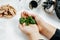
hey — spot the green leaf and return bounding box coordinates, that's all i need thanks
[19,17,26,24]
[19,16,36,25]
[30,19,36,24]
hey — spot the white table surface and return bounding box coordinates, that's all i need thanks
[0,0,60,40]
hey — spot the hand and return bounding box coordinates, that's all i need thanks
[19,11,56,39]
[19,24,39,35]
[19,11,43,40]
[19,11,40,35]
[19,24,43,40]
[20,11,45,32]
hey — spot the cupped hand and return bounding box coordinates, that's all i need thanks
[19,11,57,40]
[20,11,45,32]
[19,11,40,35]
[19,24,39,35]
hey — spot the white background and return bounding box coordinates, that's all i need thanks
[0,0,60,40]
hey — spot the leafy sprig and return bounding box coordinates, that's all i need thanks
[19,16,36,25]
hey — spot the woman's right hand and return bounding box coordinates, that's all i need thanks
[21,11,45,32]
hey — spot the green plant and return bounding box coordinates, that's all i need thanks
[19,16,36,25]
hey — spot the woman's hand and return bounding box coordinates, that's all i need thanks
[19,11,40,35]
[19,11,43,40]
[19,11,56,40]
[19,24,39,35]
[20,11,45,32]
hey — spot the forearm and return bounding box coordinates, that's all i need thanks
[29,32,43,40]
[40,22,57,39]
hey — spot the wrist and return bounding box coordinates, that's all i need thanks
[29,32,43,40]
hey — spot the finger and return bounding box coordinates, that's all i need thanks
[19,24,23,31]
[21,11,29,18]
[21,11,37,18]
[22,11,31,16]
[21,11,27,18]
[22,23,26,26]
[25,11,36,18]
